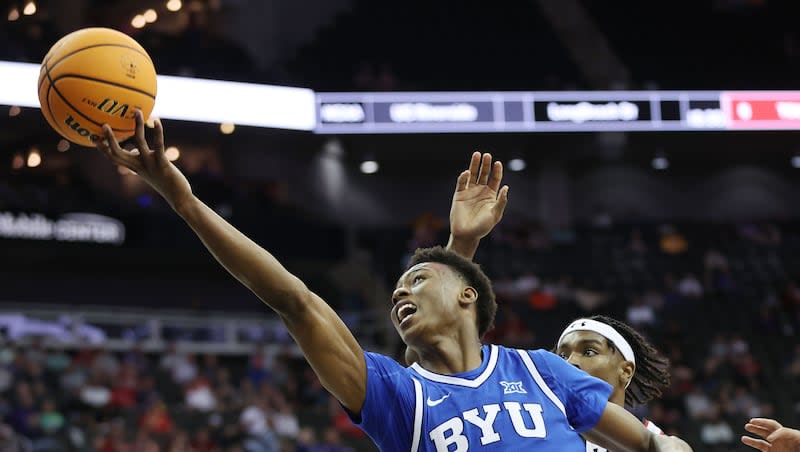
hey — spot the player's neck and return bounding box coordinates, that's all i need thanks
[414,338,483,375]
[609,388,626,407]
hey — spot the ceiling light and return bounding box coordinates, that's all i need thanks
[360,160,379,174]
[143,9,158,23]
[166,0,182,12]
[27,148,41,167]
[131,15,146,28]
[165,146,180,161]
[651,156,669,170]
[22,2,35,15]
[508,158,526,172]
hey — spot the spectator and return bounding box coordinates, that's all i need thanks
[190,427,219,452]
[677,273,704,299]
[167,429,192,452]
[295,427,318,452]
[186,375,217,413]
[686,385,713,419]
[139,400,174,436]
[628,227,648,254]
[79,374,111,409]
[110,362,139,410]
[159,342,182,371]
[328,396,365,441]
[36,399,64,436]
[271,394,299,440]
[626,296,656,328]
[239,397,279,452]
[316,427,354,452]
[0,423,32,452]
[659,224,688,255]
[6,382,38,437]
[699,404,736,449]
[786,344,800,378]
[171,353,198,385]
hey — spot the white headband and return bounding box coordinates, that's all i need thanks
[558,318,636,370]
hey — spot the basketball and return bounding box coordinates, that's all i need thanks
[37,27,157,147]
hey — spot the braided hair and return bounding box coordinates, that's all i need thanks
[590,315,671,407]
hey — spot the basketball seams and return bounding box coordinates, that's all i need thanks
[42,85,61,134]
[52,74,156,100]
[43,73,73,140]
[46,80,134,147]
[38,29,153,146]
[43,51,137,137]
[45,43,154,75]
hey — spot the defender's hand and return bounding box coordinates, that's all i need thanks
[743,418,800,452]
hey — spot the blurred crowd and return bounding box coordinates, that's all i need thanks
[2,217,799,451]
[0,340,371,452]
[393,214,800,452]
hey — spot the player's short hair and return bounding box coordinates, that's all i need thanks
[407,246,497,339]
[590,315,671,407]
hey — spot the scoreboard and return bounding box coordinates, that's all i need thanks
[3,61,799,134]
[315,90,800,134]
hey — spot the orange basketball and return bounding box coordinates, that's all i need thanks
[38,27,157,147]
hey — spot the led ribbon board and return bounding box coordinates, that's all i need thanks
[0,61,317,131]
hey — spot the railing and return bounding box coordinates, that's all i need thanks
[0,301,389,355]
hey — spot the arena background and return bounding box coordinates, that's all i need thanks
[1,0,800,451]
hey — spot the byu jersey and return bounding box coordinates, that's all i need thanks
[585,419,664,452]
[352,344,612,451]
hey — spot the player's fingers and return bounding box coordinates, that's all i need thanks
[488,161,503,192]
[477,153,492,185]
[750,419,782,433]
[101,125,135,162]
[745,423,772,438]
[96,139,115,161]
[492,185,509,219]
[468,151,481,183]
[133,109,150,153]
[455,170,470,192]
[741,435,771,451]
[766,429,790,444]
[98,137,137,172]
[152,118,165,153]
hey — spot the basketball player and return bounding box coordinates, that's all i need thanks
[434,151,681,450]
[742,418,800,452]
[556,316,671,451]
[96,112,691,451]
[406,315,672,451]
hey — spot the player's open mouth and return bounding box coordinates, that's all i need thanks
[397,303,418,327]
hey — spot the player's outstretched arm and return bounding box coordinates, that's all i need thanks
[584,403,693,452]
[445,151,509,259]
[97,111,366,413]
[742,417,800,452]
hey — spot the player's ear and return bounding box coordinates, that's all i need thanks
[459,286,478,307]
[618,360,635,388]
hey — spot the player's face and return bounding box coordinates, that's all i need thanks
[391,262,468,346]
[556,331,623,390]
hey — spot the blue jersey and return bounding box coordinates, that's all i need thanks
[352,344,612,451]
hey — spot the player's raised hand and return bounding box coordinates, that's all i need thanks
[97,110,193,211]
[742,418,800,452]
[450,151,509,243]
